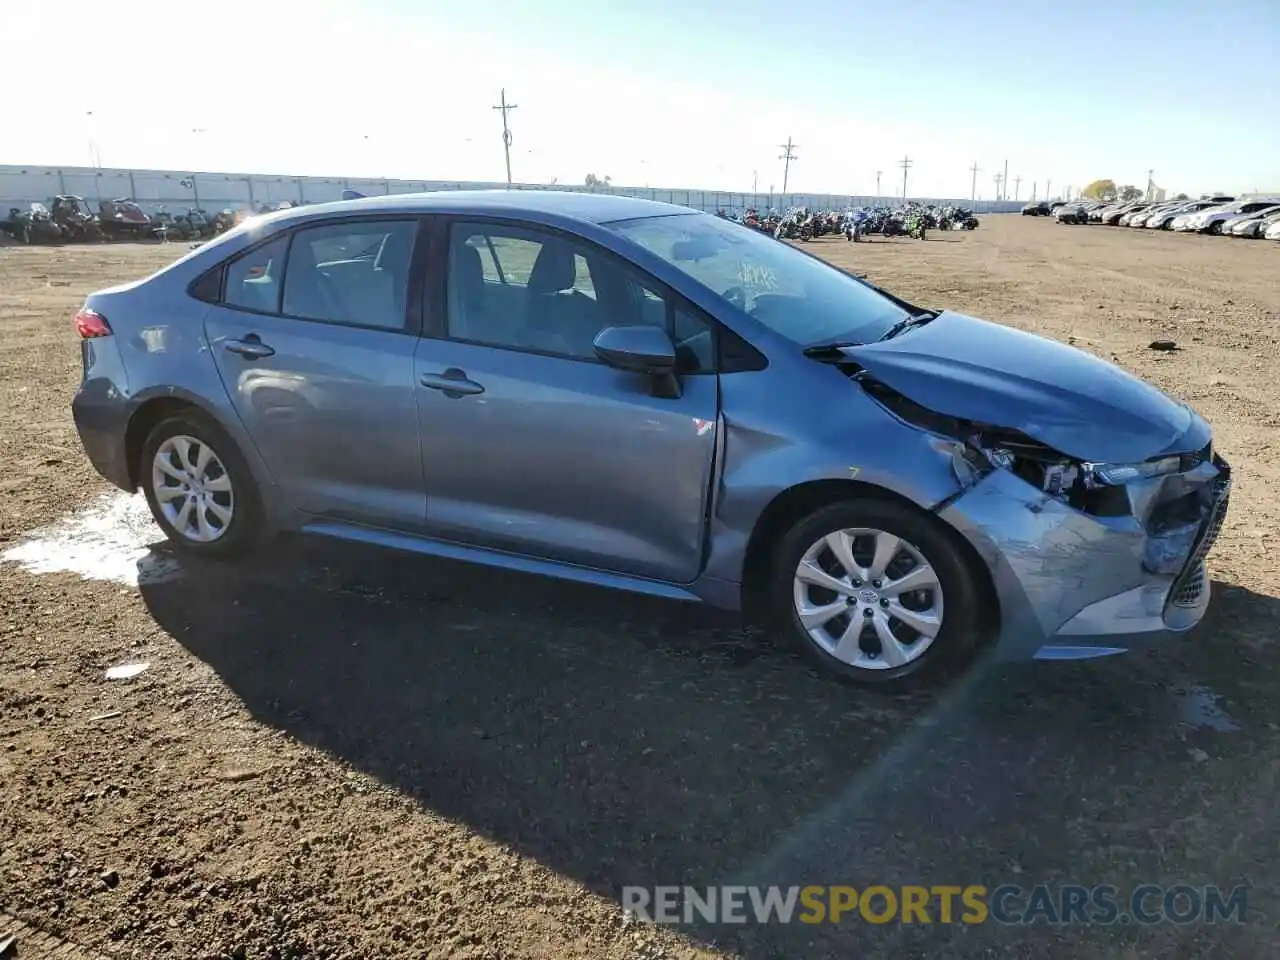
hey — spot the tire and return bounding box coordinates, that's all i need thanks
[767,498,986,687]
[140,411,263,558]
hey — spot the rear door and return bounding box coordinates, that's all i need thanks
[203,216,430,530]
[413,219,720,583]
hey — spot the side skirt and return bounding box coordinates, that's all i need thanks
[299,519,706,604]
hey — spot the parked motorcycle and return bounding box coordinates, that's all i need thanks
[3,203,65,244]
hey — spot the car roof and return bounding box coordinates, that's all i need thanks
[259,190,698,227]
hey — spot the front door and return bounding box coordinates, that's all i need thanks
[415,221,719,583]
[204,217,428,530]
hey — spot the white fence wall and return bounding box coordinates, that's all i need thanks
[0,164,1026,217]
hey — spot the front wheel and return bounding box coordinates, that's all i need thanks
[140,411,263,558]
[768,499,987,686]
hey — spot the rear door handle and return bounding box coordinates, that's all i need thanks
[420,368,485,397]
[224,336,275,360]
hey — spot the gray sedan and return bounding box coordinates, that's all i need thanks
[71,191,1230,685]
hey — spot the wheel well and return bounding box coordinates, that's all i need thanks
[739,479,1001,637]
[124,397,198,488]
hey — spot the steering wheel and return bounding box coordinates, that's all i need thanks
[722,285,749,311]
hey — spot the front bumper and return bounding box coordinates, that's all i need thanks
[939,449,1231,660]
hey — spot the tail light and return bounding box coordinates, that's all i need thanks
[75,308,112,339]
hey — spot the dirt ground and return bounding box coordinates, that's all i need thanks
[1,218,1279,959]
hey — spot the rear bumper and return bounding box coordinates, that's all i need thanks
[939,451,1230,661]
[72,379,135,491]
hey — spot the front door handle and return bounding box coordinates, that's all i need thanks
[420,368,485,397]
[224,336,275,360]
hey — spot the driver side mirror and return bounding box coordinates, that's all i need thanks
[593,325,681,398]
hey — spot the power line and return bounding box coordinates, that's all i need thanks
[969,162,980,202]
[778,137,798,194]
[492,88,519,187]
[899,155,913,199]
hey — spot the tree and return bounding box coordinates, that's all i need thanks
[1173,193,1189,201]
[583,173,612,189]
[1118,184,1143,202]
[1081,179,1117,201]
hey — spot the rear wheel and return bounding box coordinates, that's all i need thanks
[768,499,987,686]
[140,412,263,558]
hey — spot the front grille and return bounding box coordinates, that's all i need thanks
[1168,473,1231,609]
[1171,563,1207,607]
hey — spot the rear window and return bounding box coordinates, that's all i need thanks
[280,220,417,330]
[224,235,289,313]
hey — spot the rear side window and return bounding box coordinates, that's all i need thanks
[224,235,289,313]
[282,220,418,330]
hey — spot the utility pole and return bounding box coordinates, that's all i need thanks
[875,170,882,197]
[1032,181,1037,201]
[993,172,1003,201]
[85,111,101,169]
[969,162,980,202]
[1002,158,1008,201]
[1013,175,1022,201]
[492,88,519,187]
[752,169,758,194]
[899,155,913,199]
[1046,178,1052,200]
[778,137,798,195]
[1146,168,1154,201]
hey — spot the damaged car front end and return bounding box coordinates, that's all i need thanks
[834,311,1231,661]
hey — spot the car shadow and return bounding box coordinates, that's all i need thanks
[139,537,1280,957]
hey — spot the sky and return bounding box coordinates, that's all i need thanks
[2,0,1276,199]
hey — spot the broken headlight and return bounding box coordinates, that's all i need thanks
[1082,456,1181,487]
[968,437,1187,517]
[978,441,1080,495]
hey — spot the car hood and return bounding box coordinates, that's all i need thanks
[841,311,1198,462]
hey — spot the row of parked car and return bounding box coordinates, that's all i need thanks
[1046,196,1280,239]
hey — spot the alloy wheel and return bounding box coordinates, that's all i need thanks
[792,527,944,670]
[151,434,235,543]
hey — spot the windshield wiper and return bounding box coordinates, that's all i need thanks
[877,309,939,342]
[802,339,867,358]
[802,309,941,358]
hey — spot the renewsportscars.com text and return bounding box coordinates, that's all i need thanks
[622,884,1248,926]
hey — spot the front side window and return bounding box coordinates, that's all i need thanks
[281,219,418,330]
[446,222,713,369]
[223,234,289,313]
[610,213,912,348]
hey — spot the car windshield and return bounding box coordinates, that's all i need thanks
[609,212,908,347]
